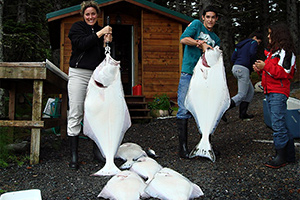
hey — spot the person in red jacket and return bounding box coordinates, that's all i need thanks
[253,23,296,169]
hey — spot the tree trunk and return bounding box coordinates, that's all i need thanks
[260,0,269,48]
[17,0,26,24]
[287,0,299,54]
[0,0,3,61]
[199,0,212,16]
[217,1,234,73]
[0,0,5,118]
[175,0,180,12]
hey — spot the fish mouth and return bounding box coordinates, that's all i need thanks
[94,80,107,88]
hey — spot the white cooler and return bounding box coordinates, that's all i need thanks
[0,189,42,200]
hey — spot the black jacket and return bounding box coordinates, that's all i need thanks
[68,20,105,70]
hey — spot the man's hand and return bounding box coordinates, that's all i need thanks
[200,43,213,52]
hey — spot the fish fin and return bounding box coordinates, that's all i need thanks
[189,138,216,162]
[97,187,110,198]
[190,183,204,198]
[120,160,135,169]
[91,163,121,176]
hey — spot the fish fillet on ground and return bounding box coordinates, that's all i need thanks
[84,53,131,176]
[185,46,230,162]
[145,167,204,200]
[98,170,150,200]
[116,142,148,169]
[130,156,163,183]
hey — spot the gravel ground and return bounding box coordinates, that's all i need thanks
[0,90,299,200]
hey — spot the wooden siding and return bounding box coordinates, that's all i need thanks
[57,6,184,101]
[59,11,141,86]
[142,10,182,100]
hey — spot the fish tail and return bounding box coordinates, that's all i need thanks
[91,162,121,176]
[189,136,216,162]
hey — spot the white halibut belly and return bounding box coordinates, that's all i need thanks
[185,47,230,161]
[83,53,131,176]
[84,80,127,158]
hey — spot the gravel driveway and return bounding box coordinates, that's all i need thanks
[0,91,299,200]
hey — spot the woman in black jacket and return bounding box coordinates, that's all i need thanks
[67,0,112,170]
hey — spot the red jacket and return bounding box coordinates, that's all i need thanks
[259,49,296,97]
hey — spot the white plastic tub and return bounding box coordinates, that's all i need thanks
[0,189,42,200]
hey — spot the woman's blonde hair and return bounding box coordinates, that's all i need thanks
[80,1,100,16]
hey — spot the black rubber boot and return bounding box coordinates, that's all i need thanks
[69,136,79,170]
[221,99,236,122]
[177,118,189,159]
[239,101,254,120]
[265,148,287,169]
[286,139,296,163]
[93,141,105,162]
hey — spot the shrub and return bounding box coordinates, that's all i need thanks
[148,94,171,110]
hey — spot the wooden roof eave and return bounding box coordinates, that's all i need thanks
[48,10,80,22]
[124,0,192,24]
[47,0,193,24]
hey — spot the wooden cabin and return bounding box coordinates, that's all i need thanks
[46,0,193,101]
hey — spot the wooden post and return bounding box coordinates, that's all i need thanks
[7,82,16,143]
[30,80,43,165]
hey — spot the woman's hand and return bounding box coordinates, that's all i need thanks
[253,60,265,72]
[104,33,112,43]
[96,25,112,38]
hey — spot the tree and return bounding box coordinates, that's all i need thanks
[0,0,3,61]
[216,0,235,72]
[17,0,26,23]
[0,0,5,119]
[287,0,299,54]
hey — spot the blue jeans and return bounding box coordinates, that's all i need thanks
[266,93,290,149]
[177,73,192,119]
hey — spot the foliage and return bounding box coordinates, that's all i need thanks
[1,0,82,62]
[0,127,30,168]
[148,94,171,110]
[3,20,51,62]
[1,0,298,63]
[0,127,11,168]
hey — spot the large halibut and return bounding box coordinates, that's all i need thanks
[185,46,230,162]
[84,53,131,176]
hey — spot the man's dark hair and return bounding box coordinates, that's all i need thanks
[249,31,263,40]
[202,5,219,17]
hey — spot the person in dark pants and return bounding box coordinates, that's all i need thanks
[176,6,220,158]
[67,1,112,170]
[253,23,296,169]
[223,31,262,121]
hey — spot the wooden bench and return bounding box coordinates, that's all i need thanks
[0,60,68,164]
